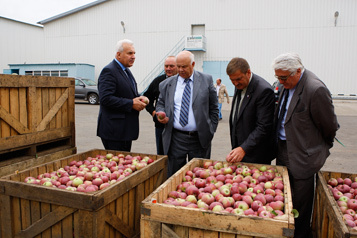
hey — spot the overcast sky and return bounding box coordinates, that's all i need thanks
[0,0,95,25]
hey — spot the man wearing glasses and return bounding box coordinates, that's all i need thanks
[272,52,339,238]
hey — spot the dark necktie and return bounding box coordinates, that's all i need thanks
[179,78,191,127]
[233,89,242,123]
[125,68,136,92]
[276,89,290,140]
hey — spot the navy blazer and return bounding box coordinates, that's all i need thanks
[97,60,140,141]
[229,73,275,164]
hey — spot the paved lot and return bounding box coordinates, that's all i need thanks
[75,99,357,174]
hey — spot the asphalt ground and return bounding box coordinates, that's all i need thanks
[75,99,357,174]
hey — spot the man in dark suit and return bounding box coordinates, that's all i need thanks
[156,50,219,177]
[272,52,339,238]
[97,39,147,152]
[226,57,275,164]
[143,56,177,155]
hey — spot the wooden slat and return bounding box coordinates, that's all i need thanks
[0,75,73,88]
[0,127,72,151]
[49,88,56,129]
[14,206,77,238]
[104,207,135,237]
[0,87,11,138]
[36,88,69,132]
[0,106,31,134]
[0,193,14,238]
[9,88,19,136]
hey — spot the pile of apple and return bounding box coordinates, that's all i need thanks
[23,153,154,193]
[163,161,287,219]
[327,177,357,229]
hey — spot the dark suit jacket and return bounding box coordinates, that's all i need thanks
[97,60,140,141]
[143,74,167,128]
[156,71,219,155]
[229,73,275,164]
[274,69,339,179]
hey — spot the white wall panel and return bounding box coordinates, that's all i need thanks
[0,18,44,72]
[1,0,356,94]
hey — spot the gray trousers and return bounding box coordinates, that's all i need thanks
[167,129,211,177]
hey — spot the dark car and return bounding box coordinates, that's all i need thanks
[272,80,282,105]
[75,78,99,104]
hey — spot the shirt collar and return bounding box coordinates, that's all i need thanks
[114,58,126,71]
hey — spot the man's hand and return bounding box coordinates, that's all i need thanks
[226,147,246,163]
[133,97,147,111]
[156,111,169,124]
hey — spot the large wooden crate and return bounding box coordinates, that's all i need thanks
[0,74,76,169]
[312,171,357,238]
[141,158,295,238]
[0,149,168,238]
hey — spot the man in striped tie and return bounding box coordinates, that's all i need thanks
[156,51,219,177]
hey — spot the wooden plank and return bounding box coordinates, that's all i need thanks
[104,207,135,237]
[27,87,36,132]
[9,87,19,136]
[0,75,73,88]
[0,194,14,238]
[14,206,77,238]
[36,88,69,132]
[140,219,161,238]
[41,87,49,130]
[0,127,72,151]
[19,87,28,130]
[61,87,68,127]
[0,179,100,211]
[0,106,31,134]
[55,88,62,129]
[162,224,180,238]
[49,88,56,129]
[0,87,11,138]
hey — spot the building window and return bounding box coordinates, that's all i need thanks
[42,71,50,76]
[60,71,68,77]
[21,70,68,77]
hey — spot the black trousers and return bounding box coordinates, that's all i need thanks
[101,138,132,152]
[277,140,314,238]
[167,129,211,177]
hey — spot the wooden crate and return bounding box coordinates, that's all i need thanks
[0,149,168,238]
[312,171,357,238]
[0,74,76,163]
[141,158,295,238]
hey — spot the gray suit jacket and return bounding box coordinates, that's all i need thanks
[275,69,339,179]
[156,71,219,155]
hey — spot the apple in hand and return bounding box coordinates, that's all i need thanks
[156,111,167,120]
[139,96,149,104]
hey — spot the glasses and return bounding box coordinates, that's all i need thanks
[274,71,294,81]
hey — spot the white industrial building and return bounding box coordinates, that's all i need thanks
[1,0,356,96]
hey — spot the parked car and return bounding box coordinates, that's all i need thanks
[272,80,282,105]
[75,77,99,104]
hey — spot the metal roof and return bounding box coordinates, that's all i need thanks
[0,16,43,27]
[37,0,109,25]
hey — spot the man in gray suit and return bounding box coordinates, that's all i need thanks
[156,51,219,177]
[273,53,339,238]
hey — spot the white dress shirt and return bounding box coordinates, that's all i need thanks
[173,74,197,131]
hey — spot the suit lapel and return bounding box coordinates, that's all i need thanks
[192,71,201,104]
[237,76,256,119]
[167,75,178,118]
[285,72,306,123]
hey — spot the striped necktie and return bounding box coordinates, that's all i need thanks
[179,78,191,127]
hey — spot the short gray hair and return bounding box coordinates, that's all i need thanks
[115,39,134,54]
[272,53,304,72]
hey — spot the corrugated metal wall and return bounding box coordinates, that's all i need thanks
[1,0,356,95]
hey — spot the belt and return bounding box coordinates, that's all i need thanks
[173,128,198,136]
